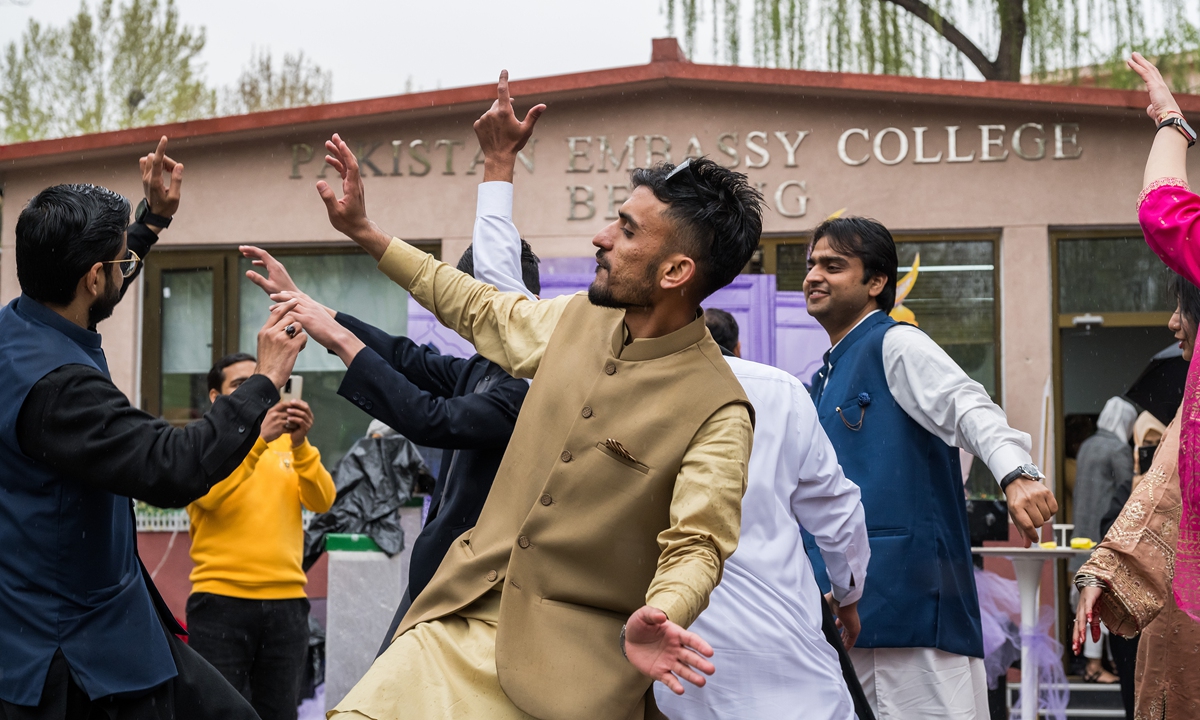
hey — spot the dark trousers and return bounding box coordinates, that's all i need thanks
[0,634,257,720]
[818,593,875,720]
[1110,633,1139,720]
[185,593,309,720]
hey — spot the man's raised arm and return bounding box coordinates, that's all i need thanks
[310,72,560,379]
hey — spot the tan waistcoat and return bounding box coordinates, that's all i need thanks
[397,295,752,720]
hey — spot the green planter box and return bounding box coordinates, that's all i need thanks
[324,533,382,552]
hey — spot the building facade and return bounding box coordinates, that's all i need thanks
[2,37,1192,531]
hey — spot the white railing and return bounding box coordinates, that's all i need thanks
[136,508,316,532]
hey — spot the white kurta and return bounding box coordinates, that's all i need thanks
[469,183,872,719]
[654,357,870,720]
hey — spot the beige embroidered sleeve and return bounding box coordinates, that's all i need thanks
[1076,419,1183,637]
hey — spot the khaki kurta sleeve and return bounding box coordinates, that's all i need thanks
[1076,419,1183,637]
[646,402,753,627]
[377,238,573,379]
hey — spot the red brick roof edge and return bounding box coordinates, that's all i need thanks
[0,42,1180,164]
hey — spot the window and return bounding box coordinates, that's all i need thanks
[237,253,410,462]
[1058,236,1174,315]
[771,236,1000,397]
[143,244,438,467]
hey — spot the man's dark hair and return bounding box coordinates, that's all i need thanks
[456,239,542,295]
[809,216,899,312]
[208,352,257,394]
[16,184,131,305]
[704,308,739,354]
[1172,271,1200,331]
[630,157,764,299]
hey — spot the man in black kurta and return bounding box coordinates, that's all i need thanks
[0,138,308,719]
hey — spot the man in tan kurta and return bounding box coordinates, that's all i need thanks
[277,74,765,720]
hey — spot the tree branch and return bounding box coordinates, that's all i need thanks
[881,0,998,79]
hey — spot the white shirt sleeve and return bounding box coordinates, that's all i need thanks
[471,181,537,301]
[790,380,870,605]
[882,325,1032,486]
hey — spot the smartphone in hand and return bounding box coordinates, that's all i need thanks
[281,375,304,404]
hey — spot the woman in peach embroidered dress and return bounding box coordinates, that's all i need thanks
[1073,53,1200,720]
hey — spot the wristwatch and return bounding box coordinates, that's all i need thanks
[135,198,173,229]
[1158,116,1197,148]
[1000,463,1045,492]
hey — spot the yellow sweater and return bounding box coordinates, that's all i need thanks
[187,435,336,599]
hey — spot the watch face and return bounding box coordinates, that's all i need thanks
[135,198,148,222]
[1182,118,1197,140]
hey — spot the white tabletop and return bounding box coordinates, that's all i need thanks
[971,546,1092,560]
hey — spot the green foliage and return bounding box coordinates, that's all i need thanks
[1,0,214,142]
[221,47,333,116]
[1,1,336,142]
[664,0,1200,85]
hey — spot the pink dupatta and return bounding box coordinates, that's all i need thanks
[1139,178,1200,623]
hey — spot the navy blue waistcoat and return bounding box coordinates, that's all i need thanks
[0,296,176,706]
[806,311,983,657]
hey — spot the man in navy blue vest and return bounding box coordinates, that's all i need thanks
[804,217,1059,719]
[0,138,308,719]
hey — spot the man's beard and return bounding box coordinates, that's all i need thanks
[587,252,656,310]
[87,271,122,328]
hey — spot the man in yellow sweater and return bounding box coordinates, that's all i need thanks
[186,352,337,720]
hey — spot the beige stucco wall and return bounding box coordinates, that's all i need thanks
[4,82,1198,442]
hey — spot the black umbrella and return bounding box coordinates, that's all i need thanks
[1126,343,1189,425]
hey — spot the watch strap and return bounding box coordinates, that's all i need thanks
[140,210,173,229]
[1158,117,1197,148]
[999,466,1029,492]
[135,198,173,229]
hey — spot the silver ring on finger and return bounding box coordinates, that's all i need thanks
[285,324,296,338]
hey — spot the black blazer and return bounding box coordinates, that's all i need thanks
[335,313,528,598]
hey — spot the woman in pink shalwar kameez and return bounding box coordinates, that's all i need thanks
[1073,52,1200,720]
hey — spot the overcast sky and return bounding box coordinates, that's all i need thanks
[0,0,683,102]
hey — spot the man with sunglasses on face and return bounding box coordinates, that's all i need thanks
[274,72,762,720]
[0,138,308,719]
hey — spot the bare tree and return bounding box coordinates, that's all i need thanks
[667,0,1200,85]
[221,47,332,115]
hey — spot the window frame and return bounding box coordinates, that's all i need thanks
[761,229,1004,404]
[141,241,440,416]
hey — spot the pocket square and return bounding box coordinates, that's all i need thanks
[604,438,639,464]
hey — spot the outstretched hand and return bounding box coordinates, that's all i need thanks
[623,605,715,695]
[241,245,301,295]
[1128,52,1182,123]
[475,69,546,183]
[315,133,392,260]
[139,135,183,223]
[1006,477,1059,548]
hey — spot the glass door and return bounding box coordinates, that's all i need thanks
[1054,234,1176,521]
[141,252,235,424]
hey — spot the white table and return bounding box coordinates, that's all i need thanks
[972,546,1091,720]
